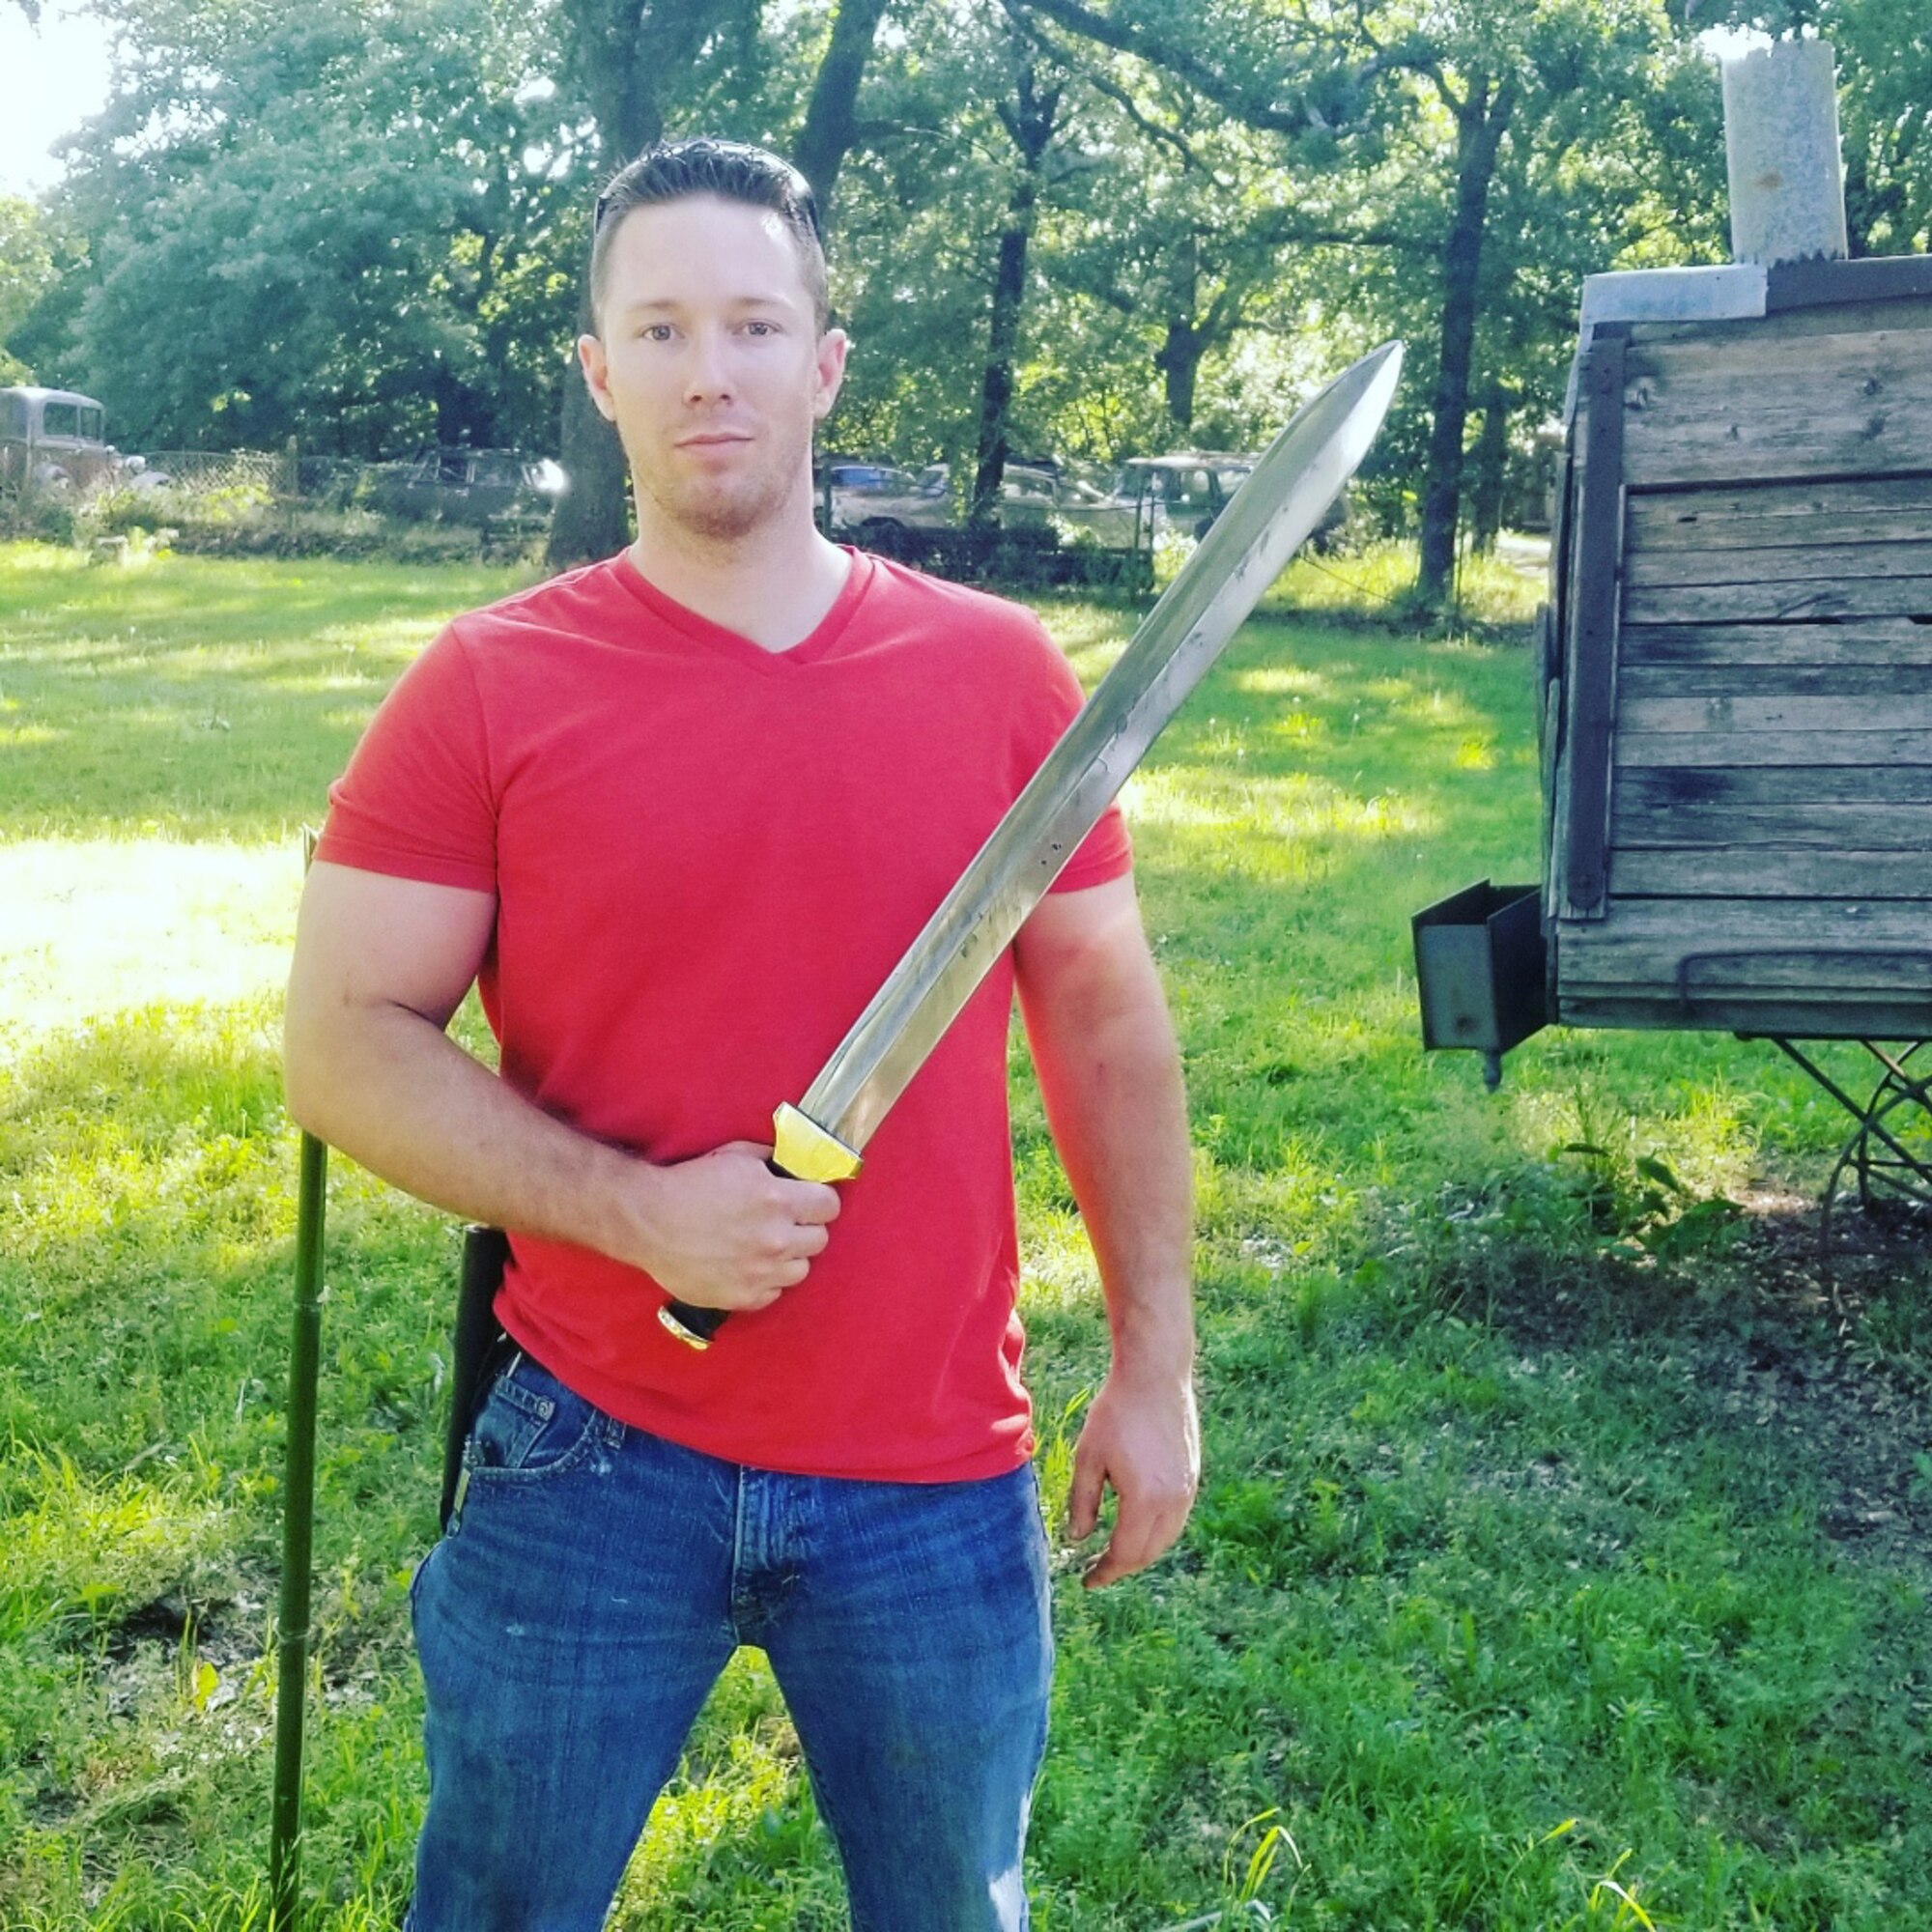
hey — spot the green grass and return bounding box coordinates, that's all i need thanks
[3,541,1929,1928]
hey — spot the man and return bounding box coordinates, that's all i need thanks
[284,137,1197,1931]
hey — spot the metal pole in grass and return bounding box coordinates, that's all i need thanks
[271,833,327,1930]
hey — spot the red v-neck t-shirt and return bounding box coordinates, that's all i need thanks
[318,549,1131,1481]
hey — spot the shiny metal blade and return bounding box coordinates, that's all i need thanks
[797,339,1404,1158]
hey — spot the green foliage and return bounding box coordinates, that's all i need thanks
[44,0,580,455]
[75,486,502,562]
[0,195,61,384]
[6,545,1930,1926]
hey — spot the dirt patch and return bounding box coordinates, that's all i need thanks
[1480,1183,1932,1576]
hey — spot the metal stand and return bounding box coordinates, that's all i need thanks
[1761,1038,1932,1295]
[271,830,326,1931]
[270,1127,327,1930]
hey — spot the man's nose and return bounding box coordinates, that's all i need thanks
[683,329,735,402]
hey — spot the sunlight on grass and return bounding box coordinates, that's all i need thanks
[0,839,299,1053]
[1266,535,1548,630]
[1234,664,1335,699]
[1124,766,1433,858]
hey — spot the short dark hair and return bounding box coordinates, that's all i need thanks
[590,137,828,333]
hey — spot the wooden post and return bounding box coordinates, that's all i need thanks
[1721,38,1848,267]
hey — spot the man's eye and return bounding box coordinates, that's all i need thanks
[640,324,674,342]
[745,320,778,336]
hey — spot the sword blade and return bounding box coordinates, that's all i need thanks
[799,339,1404,1159]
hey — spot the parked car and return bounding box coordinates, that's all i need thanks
[817,460,945,539]
[0,386,122,493]
[836,461,1074,550]
[374,447,566,526]
[1107,453,1257,539]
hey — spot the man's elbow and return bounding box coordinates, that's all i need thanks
[282,977,380,1142]
[281,1000,338,1142]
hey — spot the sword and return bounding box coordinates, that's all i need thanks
[662,338,1404,1349]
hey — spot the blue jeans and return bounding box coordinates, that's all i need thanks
[406,1351,1054,1930]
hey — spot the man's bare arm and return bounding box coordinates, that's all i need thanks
[282,861,838,1312]
[1013,873,1199,1587]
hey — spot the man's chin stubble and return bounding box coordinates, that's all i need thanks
[638,468,803,548]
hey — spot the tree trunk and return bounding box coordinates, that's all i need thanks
[793,0,892,217]
[1154,317,1208,429]
[1465,375,1508,554]
[971,212,1036,528]
[970,46,1060,530]
[1414,77,1514,608]
[546,298,633,569]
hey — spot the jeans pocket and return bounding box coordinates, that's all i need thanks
[468,1355,603,1481]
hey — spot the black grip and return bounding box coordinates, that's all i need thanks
[661,1297,728,1346]
[440,1225,511,1529]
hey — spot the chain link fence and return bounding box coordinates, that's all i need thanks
[131,449,287,497]
[128,449,389,502]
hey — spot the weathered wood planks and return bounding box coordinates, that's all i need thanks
[1614,729,1932,767]
[1618,765,1932,807]
[1625,539,1932,589]
[1609,847,1929,898]
[1556,991,1932,1037]
[1613,798,1932,850]
[1623,574,1932,625]
[1628,474,1932,551]
[1619,692,1932,733]
[1621,327,1932,485]
[1622,665,1932,699]
[1540,277,1932,1037]
[1631,474,1932,524]
[1621,619,1932,667]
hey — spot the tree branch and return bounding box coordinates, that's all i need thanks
[1074,65,1211,176]
[1014,0,1309,134]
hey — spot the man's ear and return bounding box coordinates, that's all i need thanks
[812,327,850,423]
[578,333,618,423]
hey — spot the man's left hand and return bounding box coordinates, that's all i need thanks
[1066,1364,1200,1588]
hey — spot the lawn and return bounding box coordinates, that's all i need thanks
[2,540,1929,1929]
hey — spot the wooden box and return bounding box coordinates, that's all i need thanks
[1543,254,1932,1038]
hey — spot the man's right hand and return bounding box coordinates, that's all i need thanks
[619,1141,841,1313]
[286,864,841,1313]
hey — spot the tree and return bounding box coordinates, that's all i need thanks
[50,0,579,455]
[0,197,61,384]
[970,8,1065,526]
[1016,0,1708,606]
[793,0,895,218]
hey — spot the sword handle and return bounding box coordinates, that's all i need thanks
[655,1104,865,1352]
[659,1298,726,1349]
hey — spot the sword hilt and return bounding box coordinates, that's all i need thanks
[658,1104,864,1350]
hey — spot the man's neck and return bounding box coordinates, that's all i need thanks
[628,507,851,655]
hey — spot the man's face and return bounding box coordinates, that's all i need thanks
[579,194,846,547]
